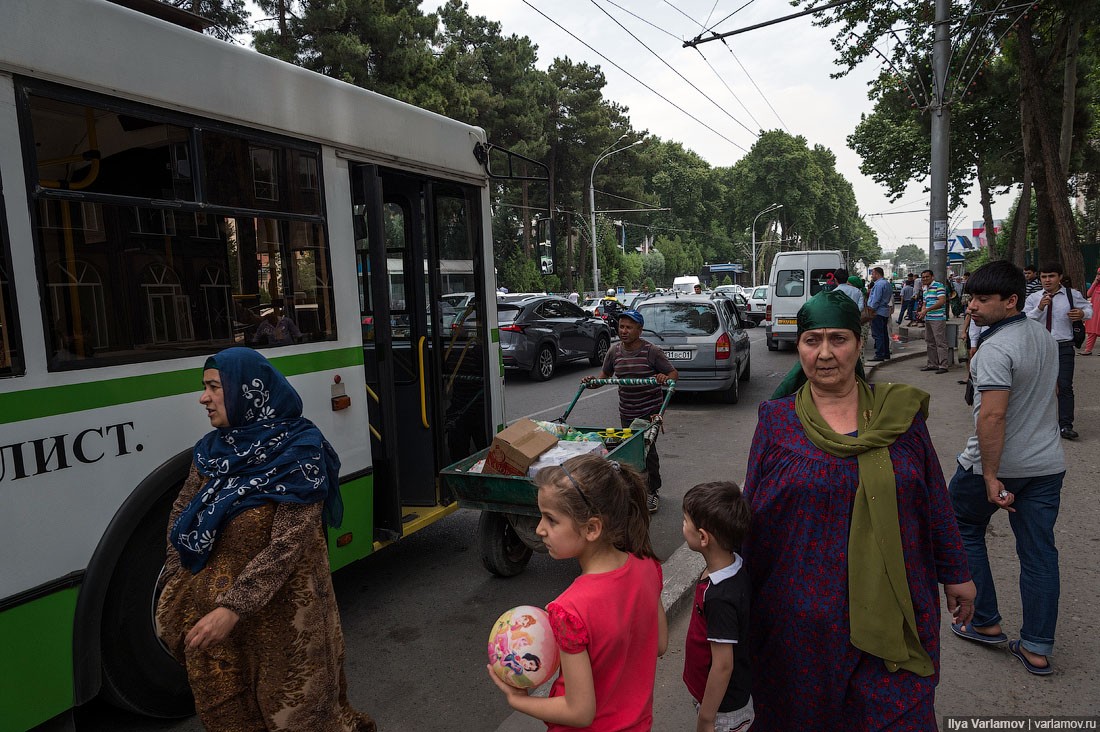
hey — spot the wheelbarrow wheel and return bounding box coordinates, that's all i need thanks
[478,511,533,577]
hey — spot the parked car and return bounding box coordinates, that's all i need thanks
[580,296,601,315]
[498,295,613,381]
[892,280,904,303]
[745,285,769,325]
[713,284,746,297]
[711,290,754,327]
[633,294,751,403]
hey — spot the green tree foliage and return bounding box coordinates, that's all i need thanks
[253,0,446,111]
[727,130,878,277]
[642,250,666,285]
[893,243,927,267]
[159,0,249,40]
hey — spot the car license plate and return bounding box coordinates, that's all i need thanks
[664,349,692,360]
[776,318,797,325]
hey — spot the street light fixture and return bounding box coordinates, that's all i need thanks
[589,136,644,294]
[751,203,782,287]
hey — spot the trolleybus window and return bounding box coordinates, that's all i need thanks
[0,174,21,376]
[22,86,336,369]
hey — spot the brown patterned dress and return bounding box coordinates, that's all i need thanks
[156,466,376,732]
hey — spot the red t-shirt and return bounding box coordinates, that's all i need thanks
[546,554,663,732]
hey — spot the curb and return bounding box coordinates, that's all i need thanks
[660,542,706,618]
[865,348,926,380]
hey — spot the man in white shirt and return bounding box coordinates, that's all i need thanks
[1023,260,1092,440]
[833,268,865,311]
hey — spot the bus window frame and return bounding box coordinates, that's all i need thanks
[15,78,337,370]
[0,166,24,376]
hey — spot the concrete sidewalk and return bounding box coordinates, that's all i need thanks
[497,331,1099,730]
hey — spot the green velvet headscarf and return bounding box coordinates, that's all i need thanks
[848,275,867,295]
[771,289,935,677]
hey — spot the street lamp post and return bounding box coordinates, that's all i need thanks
[589,136,643,294]
[751,203,782,287]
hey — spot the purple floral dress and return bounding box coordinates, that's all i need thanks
[743,396,970,731]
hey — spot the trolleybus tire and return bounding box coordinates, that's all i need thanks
[99,491,194,718]
[477,511,533,577]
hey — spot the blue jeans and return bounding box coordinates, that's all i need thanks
[871,314,890,359]
[948,464,1063,656]
[897,299,917,324]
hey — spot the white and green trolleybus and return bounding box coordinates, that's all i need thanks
[0,1,510,728]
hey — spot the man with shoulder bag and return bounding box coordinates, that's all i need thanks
[1023,261,1091,440]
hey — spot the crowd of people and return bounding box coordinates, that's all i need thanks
[158,258,1077,731]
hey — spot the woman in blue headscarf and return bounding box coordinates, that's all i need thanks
[156,348,375,731]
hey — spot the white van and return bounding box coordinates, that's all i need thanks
[765,250,845,350]
[673,275,701,293]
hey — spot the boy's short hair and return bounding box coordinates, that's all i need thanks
[683,481,751,552]
[963,260,1025,308]
[1039,260,1064,275]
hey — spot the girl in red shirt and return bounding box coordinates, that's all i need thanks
[488,454,668,730]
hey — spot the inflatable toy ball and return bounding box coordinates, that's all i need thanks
[487,605,561,689]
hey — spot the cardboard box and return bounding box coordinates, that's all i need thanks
[483,419,558,476]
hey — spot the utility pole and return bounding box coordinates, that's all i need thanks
[929,0,950,288]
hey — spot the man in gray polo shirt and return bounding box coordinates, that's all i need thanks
[948,260,1064,676]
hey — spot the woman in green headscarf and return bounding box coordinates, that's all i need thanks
[742,290,975,731]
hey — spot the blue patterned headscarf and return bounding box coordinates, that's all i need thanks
[170,347,343,573]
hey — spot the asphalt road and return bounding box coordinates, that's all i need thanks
[71,326,797,732]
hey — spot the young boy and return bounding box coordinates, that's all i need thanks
[682,481,753,732]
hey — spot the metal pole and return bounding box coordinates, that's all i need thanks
[752,203,781,288]
[929,0,950,291]
[589,175,598,294]
[589,137,642,295]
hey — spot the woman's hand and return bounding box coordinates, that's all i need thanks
[185,607,240,650]
[944,581,977,626]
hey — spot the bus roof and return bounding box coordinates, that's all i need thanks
[0,0,488,183]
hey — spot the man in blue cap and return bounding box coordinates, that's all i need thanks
[582,309,678,512]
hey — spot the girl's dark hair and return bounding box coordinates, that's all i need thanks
[521,653,541,670]
[964,260,1025,308]
[535,454,657,560]
[683,481,752,552]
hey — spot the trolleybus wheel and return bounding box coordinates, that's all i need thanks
[99,491,194,718]
[478,511,533,577]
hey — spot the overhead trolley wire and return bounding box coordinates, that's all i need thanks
[665,2,789,133]
[597,0,683,42]
[520,0,752,153]
[589,0,760,138]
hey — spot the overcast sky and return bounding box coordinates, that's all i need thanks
[412,0,1012,254]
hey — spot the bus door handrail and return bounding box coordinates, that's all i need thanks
[417,336,429,428]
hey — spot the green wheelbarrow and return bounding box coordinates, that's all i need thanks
[440,377,675,576]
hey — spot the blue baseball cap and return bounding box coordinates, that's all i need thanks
[619,309,644,326]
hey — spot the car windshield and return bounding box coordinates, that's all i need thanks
[753,287,768,299]
[637,301,720,336]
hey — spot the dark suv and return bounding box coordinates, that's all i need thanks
[498,296,613,380]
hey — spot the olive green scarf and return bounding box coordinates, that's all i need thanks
[794,379,934,677]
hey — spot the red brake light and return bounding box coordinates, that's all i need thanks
[765,304,772,321]
[500,324,525,333]
[715,332,731,360]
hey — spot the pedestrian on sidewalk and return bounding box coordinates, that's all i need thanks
[948,260,1065,676]
[681,481,754,732]
[489,456,667,730]
[833,268,864,312]
[583,309,678,512]
[1023,261,1091,440]
[897,275,916,325]
[866,267,893,363]
[743,290,974,731]
[1083,267,1100,355]
[1024,264,1042,296]
[917,269,950,374]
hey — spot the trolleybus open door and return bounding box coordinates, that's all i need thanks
[351,164,491,544]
